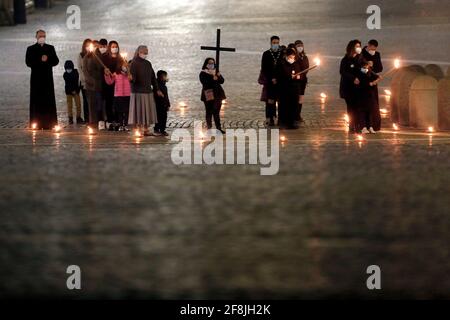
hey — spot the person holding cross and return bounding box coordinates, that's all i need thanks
[199,58,226,134]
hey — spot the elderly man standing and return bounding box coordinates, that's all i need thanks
[25,30,59,129]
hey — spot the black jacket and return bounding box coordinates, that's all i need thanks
[261,49,282,83]
[199,70,226,102]
[362,47,383,73]
[63,60,80,95]
[155,79,170,109]
[130,57,159,94]
[339,55,362,99]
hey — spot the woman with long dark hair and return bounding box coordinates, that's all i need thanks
[199,57,226,134]
[77,38,91,124]
[339,39,363,133]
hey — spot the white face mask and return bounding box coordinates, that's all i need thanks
[111,48,119,54]
[139,53,148,60]
[355,47,362,55]
[287,58,295,64]
[296,46,304,53]
[121,66,128,73]
[368,49,376,56]
[66,69,73,73]
[99,47,107,54]
[207,63,215,70]
[37,37,46,45]
[361,68,369,74]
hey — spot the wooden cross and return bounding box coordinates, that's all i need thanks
[200,29,236,72]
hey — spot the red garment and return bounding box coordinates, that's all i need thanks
[104,73,131,97]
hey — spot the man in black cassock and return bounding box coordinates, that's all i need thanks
[26,30,59,129]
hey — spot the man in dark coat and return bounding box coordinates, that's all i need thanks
[26,30,59,129]
[361,39,383,74]
[260,35,283,126]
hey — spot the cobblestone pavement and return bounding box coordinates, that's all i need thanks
[0,0,450,299]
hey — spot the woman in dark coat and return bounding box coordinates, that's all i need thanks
[294,40,309,122]
[276,48,303,129]
[199,58,226,134]
[355,60,381,133]
[25,30,59,130]
[339,39,363,133]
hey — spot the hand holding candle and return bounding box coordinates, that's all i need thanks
[294,56,321,76]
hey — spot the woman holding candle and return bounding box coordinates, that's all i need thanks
[294,40,309,123]
[77,38,91,124]
[199,57,226,134]
[82,40,104,128]
[276,48,303,129]
[339,39,363,133]
[128,45,162,136]
[356,60,381,134]
[102,40,121,129]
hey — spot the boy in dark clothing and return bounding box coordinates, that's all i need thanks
[356,60,381,133]
[154,70,170,136]
[63,60,83,124]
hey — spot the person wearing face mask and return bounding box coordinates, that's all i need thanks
[97,38,114,130]
[83,40,105,129]
[154,70,171,136]
[355,60,381,134]
[78,38,92,124]
[104,57,132,132]
[128,45,163,136]
[260,35,282,127]
[25,29,59,130]
[63,60,82,125]
[294,40,310,123]
[101,40,121,130]
[200,58,226,134]
[339,39,363,133]
[362,39,383,74]
[276,48,303,129]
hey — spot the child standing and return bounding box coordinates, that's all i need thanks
[105,59,131,131]
[63,60,83,124]
[356,60,381,134]
[154,70,170,136]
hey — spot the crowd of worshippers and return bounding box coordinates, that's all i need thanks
[26,30,383,135]
[260,36,383,133]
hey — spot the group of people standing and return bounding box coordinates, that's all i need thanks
[26,30,171,136]
[259,36,310,129]
[26,30,383,136]
[340,39,383,134]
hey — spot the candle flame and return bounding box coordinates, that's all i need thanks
[384,89,392,96]
[357,135,364,142]
[31,122,37,130]
[344,114,350,123]
[393,123,399,131]
[314,57,321,66]
[134,129,142,137]
[88,43,94,53]
[53,125,61,133]
[320,93,327,99]
[88,127,94,135]
[179,101,187,108]
[280,135,287,142]
[380,108,388,115]
[394,59,401,69]
[222,99,227,104]
[428,126,434,133]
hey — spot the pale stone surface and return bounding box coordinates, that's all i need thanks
[438,78,450,130]
[425,64,444,80]
[409,75,439,128]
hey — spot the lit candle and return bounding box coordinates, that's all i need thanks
[343,114,350,123]
[382,58,402,78]
[179,101,187,109]
[134,129,142,137]
[320,93,327,99]
[280,135,287,142]
[393,123,399,131]
[53,125,61,133]
[380,108,388,115]
[428,126,434,133]
[87,126,94,135]
[357,134,364,142]
[31,122,37,130]
[384,89,392,96]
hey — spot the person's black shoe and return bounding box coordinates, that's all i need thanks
[161,131,169,136]
[219,129,226,134]
[68,117,74,125]
[269,118,275,126]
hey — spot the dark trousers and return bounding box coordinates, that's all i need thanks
[155,104,168,132]
[87,90,103,125]
[204,99,222,130]
[265,102,277,119]
[103,86,115,123]
[81,87,89,122]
